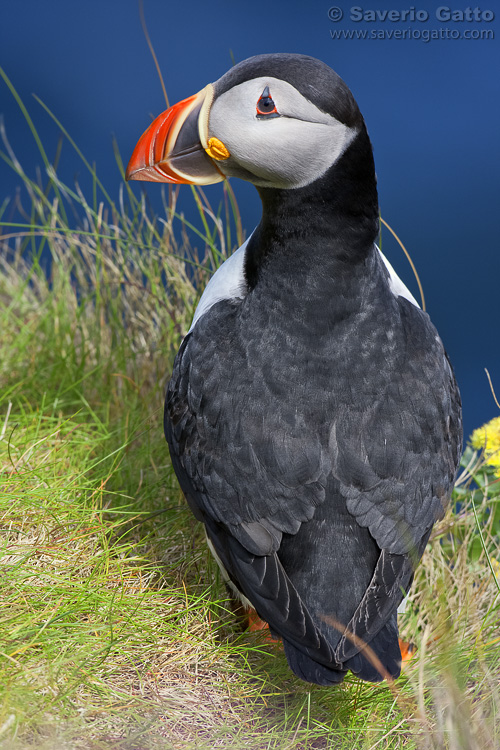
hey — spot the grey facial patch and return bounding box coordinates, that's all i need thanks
[189,236,250,332]
[209,77,358,189]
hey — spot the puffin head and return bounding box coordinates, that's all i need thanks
[126,54,365,191]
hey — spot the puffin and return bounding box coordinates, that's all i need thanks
[126,53,463,685]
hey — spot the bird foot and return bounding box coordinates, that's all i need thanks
[399,638,416,662]
[246,608,281,643]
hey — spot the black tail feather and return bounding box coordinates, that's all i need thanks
[282,614,401,685]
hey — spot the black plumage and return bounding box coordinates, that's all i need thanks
[155,54,463,684]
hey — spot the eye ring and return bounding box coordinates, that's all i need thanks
[256,86,280,119]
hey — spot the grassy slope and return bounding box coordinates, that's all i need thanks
[1,80,500,749]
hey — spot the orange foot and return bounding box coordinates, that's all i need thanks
[247,609,281,643]
[399,638,416,662]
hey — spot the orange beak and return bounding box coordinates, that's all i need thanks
[125,85,225,185]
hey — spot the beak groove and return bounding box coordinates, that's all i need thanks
[125,85,225,185]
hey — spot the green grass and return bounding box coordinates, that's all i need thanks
[1,69,500,749]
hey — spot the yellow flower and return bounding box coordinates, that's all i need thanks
[471,416,500,477]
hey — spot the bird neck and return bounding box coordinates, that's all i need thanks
[244,126,379,293]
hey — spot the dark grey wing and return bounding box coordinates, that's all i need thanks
[324,299,462,669]
[165,302,330,546]
[331,299,463,556]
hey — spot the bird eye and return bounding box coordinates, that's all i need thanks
[256,86,280,119]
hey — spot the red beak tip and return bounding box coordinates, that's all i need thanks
[125,167,138,182]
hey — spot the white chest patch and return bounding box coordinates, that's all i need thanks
[188,236,250,332]
[376,245,420,308]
